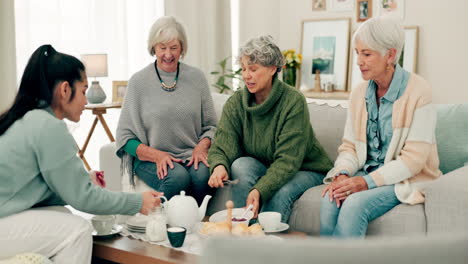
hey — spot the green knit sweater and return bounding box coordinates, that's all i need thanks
[208,78,333,202]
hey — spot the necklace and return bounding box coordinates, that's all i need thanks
[154,60,180,92]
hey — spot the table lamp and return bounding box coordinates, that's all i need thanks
[81,54,108,104]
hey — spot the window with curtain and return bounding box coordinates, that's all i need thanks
[14,0,164,170]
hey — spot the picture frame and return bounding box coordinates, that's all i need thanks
[299,18,351,92]
[348,26,419,90]
[356,0,373,22]
[312,0,326,11]
[329,0,354,12]
[112,81,128,103]
[377,0,405,20]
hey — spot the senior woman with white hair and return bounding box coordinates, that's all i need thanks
[208,35,333,222]
[116,16,217,204]
[320,16,442,238]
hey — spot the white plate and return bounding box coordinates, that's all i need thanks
[263,223,289,233]
[92,224,123,238]
[209,208,254,223]
[125,215,149,228]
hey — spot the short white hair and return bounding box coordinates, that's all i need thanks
[353,16,405,65]
[237,35,285,72]
[147,16,188,57]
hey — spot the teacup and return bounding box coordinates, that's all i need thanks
[167,226,187,248]
[91,215,115,235]
[258,212,281,231]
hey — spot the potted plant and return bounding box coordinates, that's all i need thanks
[210,56,242,94]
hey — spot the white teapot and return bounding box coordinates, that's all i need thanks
[161,191,211,232]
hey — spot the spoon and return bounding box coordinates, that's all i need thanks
[233,204,253,221]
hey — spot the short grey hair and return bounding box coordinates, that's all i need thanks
[147,16,188,58]
[237,35,285,72]
[352,16,405,65]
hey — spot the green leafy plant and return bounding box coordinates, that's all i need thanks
[210,56,242,94]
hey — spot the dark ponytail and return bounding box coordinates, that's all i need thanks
[0,44,85,135]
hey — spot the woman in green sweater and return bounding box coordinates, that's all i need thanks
[0,45,162,263]
[208,36,333,222]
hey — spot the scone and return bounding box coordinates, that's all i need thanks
[201,221,231,236]
[199,222,217,235]
[248,223,265,236]
[231,223,249,236]
[211,222,231,235]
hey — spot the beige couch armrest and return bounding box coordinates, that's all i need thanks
[424,165,468,234]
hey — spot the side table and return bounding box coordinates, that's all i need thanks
[78,102,121,170]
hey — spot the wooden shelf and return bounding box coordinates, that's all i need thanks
[302,90,349,100]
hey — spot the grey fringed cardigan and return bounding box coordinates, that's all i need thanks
[115,62,217,184]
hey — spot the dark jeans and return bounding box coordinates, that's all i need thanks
[135,161,213,205]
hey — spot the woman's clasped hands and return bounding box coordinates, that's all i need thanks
[321,174,368,207]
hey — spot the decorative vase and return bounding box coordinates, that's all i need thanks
[282,68,297,88]
[86,81,106,104]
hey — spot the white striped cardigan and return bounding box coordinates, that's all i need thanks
[324,73,442,205]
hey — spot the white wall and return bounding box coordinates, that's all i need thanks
[0,0,17,113]
[238,0,280,45]
[165,0,232,81]
[238,0,468,103]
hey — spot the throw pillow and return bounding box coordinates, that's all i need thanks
[435,104,468,174]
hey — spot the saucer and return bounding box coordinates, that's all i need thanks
[263,223,289,233]
[92,224,123,238]
[125,215,149,228]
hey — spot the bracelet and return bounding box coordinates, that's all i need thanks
[335,169,349,177]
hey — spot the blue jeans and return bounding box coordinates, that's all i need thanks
[230,157,324,223]
[320,183,400,238]
[135,161,213,205]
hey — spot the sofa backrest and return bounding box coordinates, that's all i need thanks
[307,103,346,161]
[211,92,347,162]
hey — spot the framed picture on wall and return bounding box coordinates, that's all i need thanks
[312,0,326,11]
[112,81,128,103]
[377,0,405,20]
[299,18,351,92]
[348,26,419,90]
[356,0,373,22]
[329,0,354,12]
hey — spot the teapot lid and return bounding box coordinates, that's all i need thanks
[180,191,186,196]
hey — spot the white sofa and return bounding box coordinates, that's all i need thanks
[101,93,468,236]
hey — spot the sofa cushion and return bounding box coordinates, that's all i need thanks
[289,185,426,236]
[435,104,468,174]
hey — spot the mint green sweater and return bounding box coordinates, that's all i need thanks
[0,108,142,218]
[208,78,333,202]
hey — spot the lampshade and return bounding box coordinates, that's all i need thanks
[81,54,108,77]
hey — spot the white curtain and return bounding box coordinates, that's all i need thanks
[0,0,17,113]
[165,0,232,89]
[15,0,164,94]
[14,0,164,170]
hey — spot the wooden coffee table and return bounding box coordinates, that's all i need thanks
[92,229,306,264]
[93,235,199,264]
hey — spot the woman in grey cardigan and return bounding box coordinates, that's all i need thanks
[116,16,217,204]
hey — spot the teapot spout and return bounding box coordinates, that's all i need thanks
[198,195,212,221]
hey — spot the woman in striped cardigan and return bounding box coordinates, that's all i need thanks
[320,16,442,238]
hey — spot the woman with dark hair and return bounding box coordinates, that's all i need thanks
[0,45,163,263]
